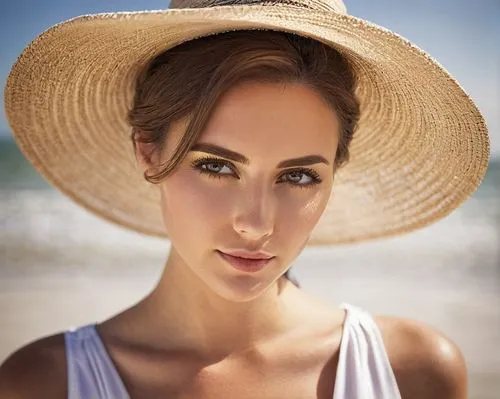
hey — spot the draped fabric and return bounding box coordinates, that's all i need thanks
[65,304,401,398]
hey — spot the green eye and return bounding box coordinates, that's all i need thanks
[191,157,236,180]
[191,156,322,188]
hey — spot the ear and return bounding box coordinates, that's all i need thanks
[133,130,160,171]
[135,141,157,169]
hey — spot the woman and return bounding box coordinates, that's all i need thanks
[0,0,490,398]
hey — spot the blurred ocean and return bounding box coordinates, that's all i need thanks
[0,136,499,398]
[1,135,498,272]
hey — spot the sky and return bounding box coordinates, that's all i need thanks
[0,0,498,158]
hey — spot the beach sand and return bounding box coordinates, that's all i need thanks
[1,189,499,398]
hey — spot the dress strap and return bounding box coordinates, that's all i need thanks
[333,303,402,399]
[65,324,130,399]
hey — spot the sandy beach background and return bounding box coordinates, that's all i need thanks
[0,138,499,398]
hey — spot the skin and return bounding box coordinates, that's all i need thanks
[0,82,467,398]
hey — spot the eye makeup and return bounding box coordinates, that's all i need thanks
[190,156,322,189]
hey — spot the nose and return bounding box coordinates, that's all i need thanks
[232,182,275,240]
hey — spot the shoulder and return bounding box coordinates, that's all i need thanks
[0,333,67,398]
[374,314,467,399]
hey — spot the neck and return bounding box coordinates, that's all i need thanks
[135,247,303,359]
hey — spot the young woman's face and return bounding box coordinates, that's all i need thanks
[159,81,339,301]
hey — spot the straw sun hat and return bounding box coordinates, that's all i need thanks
[4,0,490,245]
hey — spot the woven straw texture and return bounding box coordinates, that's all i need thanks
[4,0,490,245]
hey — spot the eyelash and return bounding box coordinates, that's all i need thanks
[190,156,322,189]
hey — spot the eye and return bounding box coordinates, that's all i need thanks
[278,168,322,188]
[190,157,322,188]
[191,157,236,180]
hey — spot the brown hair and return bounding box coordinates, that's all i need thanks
[128,29,361,287]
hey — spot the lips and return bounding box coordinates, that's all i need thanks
[217,250,274,273]
[219,250,274,260]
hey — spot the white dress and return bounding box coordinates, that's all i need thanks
[64,303,402,398]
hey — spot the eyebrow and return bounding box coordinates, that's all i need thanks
[190,143,330,168]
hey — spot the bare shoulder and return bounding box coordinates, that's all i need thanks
[374,314,467,399]
[0,333,67,398]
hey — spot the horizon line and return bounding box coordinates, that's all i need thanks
[1,132,498,160]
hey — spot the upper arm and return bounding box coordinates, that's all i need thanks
[0,334,67,398]
[375,315,468,399]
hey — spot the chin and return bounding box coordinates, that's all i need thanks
[210,274,274,302]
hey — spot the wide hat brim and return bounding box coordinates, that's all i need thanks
[4,5,490,245]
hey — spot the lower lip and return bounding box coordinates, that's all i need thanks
[217,251,274,273]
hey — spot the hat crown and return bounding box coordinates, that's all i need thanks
[169,0,347,14]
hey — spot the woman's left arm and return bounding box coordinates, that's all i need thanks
[375,315,468,399]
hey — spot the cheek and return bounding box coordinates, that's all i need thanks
[160,169,332,244]
[279,189,330,235]
[160,173,231,236]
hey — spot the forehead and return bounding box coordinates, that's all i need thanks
[167,81,340,162]
[201,82,339,160]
